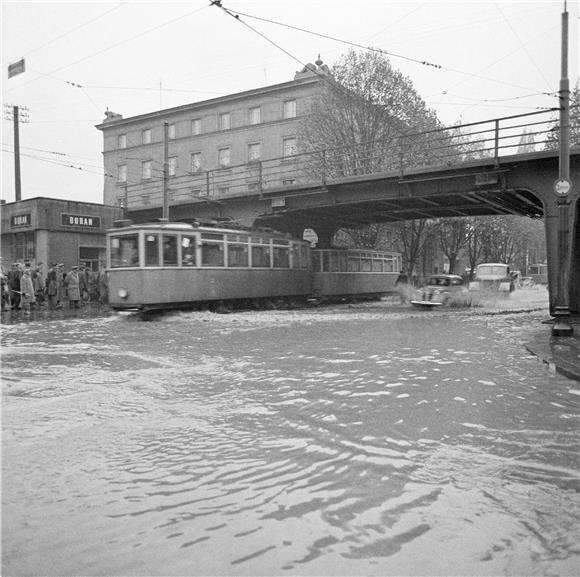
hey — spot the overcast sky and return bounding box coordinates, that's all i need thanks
[2,0,578,205]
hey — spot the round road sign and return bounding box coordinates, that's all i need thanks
[554,178,572,196]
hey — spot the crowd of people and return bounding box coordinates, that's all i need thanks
[1,261,109,315]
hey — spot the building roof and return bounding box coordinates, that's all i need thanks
[95,72,325,131]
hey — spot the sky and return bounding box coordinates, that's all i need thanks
[1,0,579,205]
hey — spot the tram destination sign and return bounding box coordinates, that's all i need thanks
[61,213,101,228]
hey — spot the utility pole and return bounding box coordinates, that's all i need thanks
[552,2,574,336]
[3,104,29,202]
[163,121,169,220]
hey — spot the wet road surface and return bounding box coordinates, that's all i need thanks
[2,295,579,576]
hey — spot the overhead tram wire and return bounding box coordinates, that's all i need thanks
[211,2,558,98]
[1,147,115,178]
[16,3,126,58]
[5,2,209,94]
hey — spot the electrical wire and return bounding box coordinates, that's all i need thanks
[4,2,209,94]
[16,3,126,58]
[211,2,558,97]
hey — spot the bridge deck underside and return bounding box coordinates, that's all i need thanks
[257,186,544,230]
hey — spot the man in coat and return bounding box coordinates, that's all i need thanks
[65,266,81,309]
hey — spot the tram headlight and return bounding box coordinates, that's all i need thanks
[118,287,129,299]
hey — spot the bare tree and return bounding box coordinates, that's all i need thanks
[434,218,469,274]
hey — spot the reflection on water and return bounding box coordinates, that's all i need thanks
[2,307,579,576]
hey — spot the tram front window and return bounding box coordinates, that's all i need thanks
[182,236,197,266]
[163,235,178,266]
[110,235,139,268]
[145,234,160,266]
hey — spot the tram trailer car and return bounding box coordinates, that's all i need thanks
[106,222,401,311]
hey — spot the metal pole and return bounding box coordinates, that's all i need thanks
[13,105,21,201]
[163,121,169,220]
[552,5,573,336]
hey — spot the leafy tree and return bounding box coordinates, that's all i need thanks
[299,49,441,178]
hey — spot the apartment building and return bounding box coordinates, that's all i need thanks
[96,60,330,221]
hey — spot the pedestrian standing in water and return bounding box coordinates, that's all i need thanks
[56,264,65,307]
[97,264,109,305]
[19,268,36,315]
[33,263,45,308]
[8,263,22,310]
[46,263,58,309]
[65,266,81,309]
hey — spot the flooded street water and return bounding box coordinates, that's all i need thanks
[2,298,579,576]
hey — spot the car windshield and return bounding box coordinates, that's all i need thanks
[477,265,507,276]
[428,277,450,286]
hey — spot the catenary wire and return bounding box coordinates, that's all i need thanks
[212,2,558,97]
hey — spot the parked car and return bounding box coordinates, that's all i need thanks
[469,263,515,293]
[410,274,470,308]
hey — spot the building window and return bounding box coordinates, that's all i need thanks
[219,112,230,131]
[142,160,152,180]
[283,137,297,157]
[248,142,261,162]
[283,99,297,119]
[118,134,127,149]
[168,156,177,177]
[218,147,231,168]
[249,106,261,125]
[191,118,201,135]
[117,164,127,183]
[191,152,202,173]
[168,123,176,139]
[142,128,151,144]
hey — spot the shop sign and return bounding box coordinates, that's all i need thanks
[61,213,101,228]
[10,213,31,227]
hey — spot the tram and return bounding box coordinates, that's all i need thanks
[106,221,401,311]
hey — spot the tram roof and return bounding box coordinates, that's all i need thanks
[107,220,300,239]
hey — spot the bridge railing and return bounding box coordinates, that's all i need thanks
[123,108,561,211]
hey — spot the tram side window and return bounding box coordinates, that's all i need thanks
[372,257,383,272]
[228,244,249,267]
[202,242,224,266]
[110,235,139,268]
[300,245,309,269]
[361,256,372,272]
[145,234,160,266]
[348,257,360,272]
[312,252,321,272]
[335,252,347,272]
[273,246,290,268]
[163,235,178,266]
[182,236,197,266]
[383,258,394,272]
[251,245,271,268]
[322,252,331,272]
[291,244,300,269]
